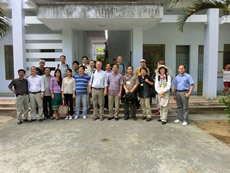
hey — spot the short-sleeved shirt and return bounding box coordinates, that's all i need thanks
[42,75,52,96]
[108,73,124,96]
[8,78,29,95]
[124,74,139,91]
[173,72,194,91]
[222,69,230,82]
[73,73,91,95]
[56,63,69,79]
[117,63,126,76]
[37,67,45,76]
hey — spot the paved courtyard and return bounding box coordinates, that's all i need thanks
[0,116,230,173]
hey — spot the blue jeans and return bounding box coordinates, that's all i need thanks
[75,94,87,116]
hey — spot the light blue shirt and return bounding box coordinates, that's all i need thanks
[173,72,194,91]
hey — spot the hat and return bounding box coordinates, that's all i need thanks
[140,59,146,62]
[39,60,45,63]
[157,65,170,74]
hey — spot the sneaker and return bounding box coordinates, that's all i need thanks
[83,115,87,119]
[182,121,188,126]
[69,116,72,120]
[174,119,181,123]
[74,115,79,119]
[17,120,22,125]
[65,116,69,120]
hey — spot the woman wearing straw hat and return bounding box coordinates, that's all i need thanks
[155,65,172,125]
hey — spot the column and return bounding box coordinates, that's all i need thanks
[190,44,199,93]
[132,28,143,70]
[203,9,219,99]
[12,0,25,77]
[62,28,74,68]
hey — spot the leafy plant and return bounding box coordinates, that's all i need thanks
[219,96,230,128]
[0,7,9,39]
[176,0,230,32]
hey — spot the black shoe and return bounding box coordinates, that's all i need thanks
[124,117,129,120]
[107,117,114,120]
[38,119,43,122]
[157,119,162,122]
[115,118,119,121]
[131,117,137,121]
[146,118,152,122]
[30,119,36,122]
[161,121,167,125]
[142,117,147,120]
[17,120,22,125]
[23,119,29,122]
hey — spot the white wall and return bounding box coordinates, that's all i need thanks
[0,28,13,93]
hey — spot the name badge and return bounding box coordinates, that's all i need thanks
[127,81,131,85]
[140,84,144,86]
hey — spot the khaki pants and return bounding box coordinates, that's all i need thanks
[30,93,43,120]
[92,88,104,118]
[158,92,170,122]
[16,95,29,121]
[87,86,91,108]
[140,97,152,119]
[108,95,120,118]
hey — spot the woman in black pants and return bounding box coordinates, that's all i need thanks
[61,69,76,120]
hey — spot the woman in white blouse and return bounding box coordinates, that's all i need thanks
[155,65,171,125]
[61,69,76,120]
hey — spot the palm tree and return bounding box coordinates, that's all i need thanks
[175,0,230,32]
[0,7,9,39]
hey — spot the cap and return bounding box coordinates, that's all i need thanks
[140,59,146,62]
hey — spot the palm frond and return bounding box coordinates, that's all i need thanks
[0,8,9,39]
[177,0,230,32]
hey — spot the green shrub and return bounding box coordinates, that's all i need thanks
[219,96,230,128]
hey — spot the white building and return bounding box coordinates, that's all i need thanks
[0,0,230,99]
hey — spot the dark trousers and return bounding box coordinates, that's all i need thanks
[64,94,73,116]
[104,95,108,109]
[43,96,53,118]
[124,100,137,118]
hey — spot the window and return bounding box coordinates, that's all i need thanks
[4,45,14,80]
[176,45,190,75]
[223,44,230,68]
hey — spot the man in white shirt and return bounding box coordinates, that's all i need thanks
[87,60,96,110]
[56,55,69,78]
[28,66,45,121]
[89,61,108,121]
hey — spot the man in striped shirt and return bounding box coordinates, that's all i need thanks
[73,65,91,119]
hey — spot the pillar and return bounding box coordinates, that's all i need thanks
[12,0,25,77]
[132,28,143,70]
[203,9,219,99]
[62,28,74,68]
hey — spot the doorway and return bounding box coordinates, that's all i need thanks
[143,44,165,76]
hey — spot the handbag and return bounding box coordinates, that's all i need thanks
[160,96,169,107]
[59,100,69,117]
[125,92,137,102]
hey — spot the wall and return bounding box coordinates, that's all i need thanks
[143,23,230,93]
[0,28,13,93]
[108,31,131,66]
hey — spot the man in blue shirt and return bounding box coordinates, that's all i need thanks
[173,65,194,126]
[73,65,91,119]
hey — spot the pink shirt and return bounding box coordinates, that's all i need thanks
[50,77,61,93]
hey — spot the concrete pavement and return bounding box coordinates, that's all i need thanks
[0,116,230,173]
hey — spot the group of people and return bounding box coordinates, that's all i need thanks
[8,55,194,126]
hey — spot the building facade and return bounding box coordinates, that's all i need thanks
[0,0,230,99]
